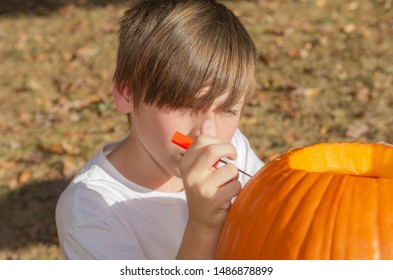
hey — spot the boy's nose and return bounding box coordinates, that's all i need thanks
[200,119,216,137]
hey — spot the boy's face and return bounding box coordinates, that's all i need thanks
[131,91,245,178]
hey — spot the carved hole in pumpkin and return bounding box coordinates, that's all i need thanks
[288,143,393,178]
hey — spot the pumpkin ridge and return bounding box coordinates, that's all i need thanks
[239,167,303,259]
[231,160,285,214]
[350,175,378,259]
[326,176,347,259]
[227,158,291,259]
[222,164,287,258]
[375,179,381,259]
[377,179,393,258]
[346,177,379,258]
[259,170,313,259]
[272,173,331,259]
[331,176,353,259]
[297,173,336,259]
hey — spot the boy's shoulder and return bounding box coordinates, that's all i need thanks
[230,128,254,154]
[59,139,126,203]
[231,128,248,144]
[230,129,264,184]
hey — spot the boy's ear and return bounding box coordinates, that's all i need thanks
[112,83,134,113]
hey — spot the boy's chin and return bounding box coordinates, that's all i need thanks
[167,165,182,179]
[171,169,182,179]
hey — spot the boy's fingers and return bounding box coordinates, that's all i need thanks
[189,135,238,162]
[191,163,239,197]
[189,134,221,149]
[216,179,242,205]
[208,163,239,187]
[202,143,238,165]
[181,142,238,179]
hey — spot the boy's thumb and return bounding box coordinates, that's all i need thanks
[201,119,216,137]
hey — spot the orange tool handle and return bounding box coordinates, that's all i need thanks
[171,131,194,150]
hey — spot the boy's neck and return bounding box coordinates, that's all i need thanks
[106,134,184,193]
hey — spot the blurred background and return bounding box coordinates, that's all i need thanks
[0,0,392,259]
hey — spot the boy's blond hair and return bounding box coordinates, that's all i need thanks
[113,0,257,115]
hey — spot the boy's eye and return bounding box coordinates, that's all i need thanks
[220,110,238,117]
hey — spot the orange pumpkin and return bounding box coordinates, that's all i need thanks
[216,142,393,259]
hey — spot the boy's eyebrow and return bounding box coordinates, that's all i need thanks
[215,95,245,110]
[221,96,245,106]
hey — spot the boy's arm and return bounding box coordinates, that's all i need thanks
[176,135,241,259]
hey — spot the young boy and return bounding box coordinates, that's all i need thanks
[56,0,264,259]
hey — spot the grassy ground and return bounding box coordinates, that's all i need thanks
[0,0,392,259]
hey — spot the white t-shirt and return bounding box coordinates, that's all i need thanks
[55,129,264,259]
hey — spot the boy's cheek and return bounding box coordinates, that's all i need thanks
[166,148,184,176]
[169,157,182,178]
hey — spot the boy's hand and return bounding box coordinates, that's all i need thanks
[179,134,241,230]
[179,119,241,232]
[177,120,241,259]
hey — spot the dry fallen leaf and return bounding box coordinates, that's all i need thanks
[346,122,370,139]
[61,156,80,178]
[355,87,371,102]
[18,169,31,184]
[347,1,360,11]
[75,46,99,60]
[315,0,328,7]
[291,87,320,98]
[343,23,357,33]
